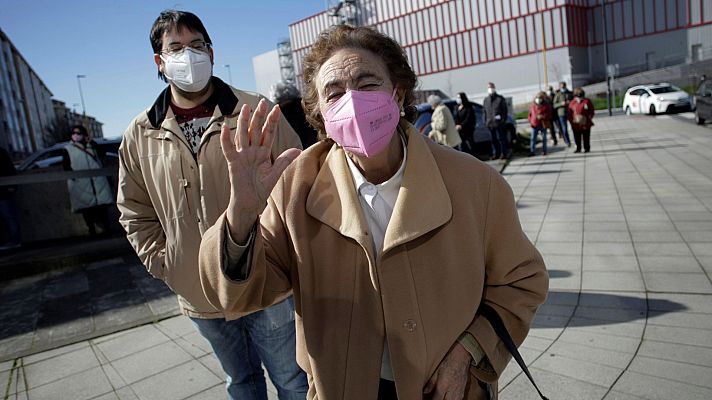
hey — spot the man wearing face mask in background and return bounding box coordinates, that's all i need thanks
[116,10,307,400]
[483,82,510,160]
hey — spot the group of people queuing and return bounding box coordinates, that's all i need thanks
[528,82,595,156]
[110,8,548,400]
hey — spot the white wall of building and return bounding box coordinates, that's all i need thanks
[252,49,281,99]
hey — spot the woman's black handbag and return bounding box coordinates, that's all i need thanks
[479,303,549,400]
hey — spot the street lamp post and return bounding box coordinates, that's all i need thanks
[223,64,233,85]
[76,74,87,118]
[601,0,612,116]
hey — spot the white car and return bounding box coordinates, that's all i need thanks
[623,84,692,115]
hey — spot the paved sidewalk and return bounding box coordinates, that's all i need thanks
[2,114,711,399]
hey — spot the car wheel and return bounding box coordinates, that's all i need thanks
[625,106,631,115]
[649,104,656,115]
[696,110,705,125]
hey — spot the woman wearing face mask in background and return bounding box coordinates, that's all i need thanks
[62,125,114,236]
[567,87,595,153]
[527,92,553,156]
[198,25,548,400]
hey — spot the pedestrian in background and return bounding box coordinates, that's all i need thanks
[455,92,476,155]
[546,85,559,146]
[483,82,510,160]
[568,87,595,153]
[553,81,573,147]
[61,125,113,236]
[271,81,318,149]
[0,146,21,250]
[528,92,552,156]
[428,95,462,149]
[116,9,307,400]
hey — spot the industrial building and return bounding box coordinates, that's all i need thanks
[255,0,712,107]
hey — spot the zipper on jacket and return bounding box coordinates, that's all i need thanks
[161,127,194,215]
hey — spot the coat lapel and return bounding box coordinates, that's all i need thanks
[306,144,371,249]
[383,126,452,253]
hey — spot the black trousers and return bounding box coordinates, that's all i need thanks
[378,379,398,400]
[79,204,110,235]
[573,129,591,152]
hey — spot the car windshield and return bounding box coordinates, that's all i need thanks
[650,86,680,94]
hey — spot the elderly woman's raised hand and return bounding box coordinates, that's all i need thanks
[220,99,302,243]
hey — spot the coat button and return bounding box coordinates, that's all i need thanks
[403,319,417,332]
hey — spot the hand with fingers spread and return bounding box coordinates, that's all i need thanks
[221,99,302,243]
[423,342,472,400]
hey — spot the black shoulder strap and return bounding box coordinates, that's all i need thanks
[479,303,549,400]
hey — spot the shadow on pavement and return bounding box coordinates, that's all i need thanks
[547,270,573,279]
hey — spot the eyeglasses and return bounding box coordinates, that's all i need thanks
[161,40,210,56]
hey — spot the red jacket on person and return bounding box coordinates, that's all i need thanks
[568,97,595,130]
[528,102,552,128]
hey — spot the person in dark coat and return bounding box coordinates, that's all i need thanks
[0,146,21,250]
[271,81,318,149]
[483,82,510,159]
[455,92,476,156]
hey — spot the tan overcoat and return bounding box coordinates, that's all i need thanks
[199,123,548,399]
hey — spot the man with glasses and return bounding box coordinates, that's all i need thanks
[117,10,306,400]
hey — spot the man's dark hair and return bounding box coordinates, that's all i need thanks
[150,10,212,82]
[71,125,88,136]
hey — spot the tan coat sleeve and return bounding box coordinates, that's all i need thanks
[199,184,293,316]
[116,126,168,282]
[467,169,549,383]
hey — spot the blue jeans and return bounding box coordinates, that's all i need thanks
[0,198,20,245]
[530,126,548,154]
[558,115,571,145]
[191,297,307,400]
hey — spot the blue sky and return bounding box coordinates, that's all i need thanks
[0,0,326,139]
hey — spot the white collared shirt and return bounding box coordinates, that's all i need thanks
[344,135,407,381]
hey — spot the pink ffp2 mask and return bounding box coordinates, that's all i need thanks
[323,89,400,157]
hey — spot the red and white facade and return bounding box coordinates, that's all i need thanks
[286,0,712,105]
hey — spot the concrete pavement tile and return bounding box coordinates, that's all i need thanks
[635,242,695,257]
[155,316,196,339]
[543,290,579,306]
[26,367,112,400]
[637,340,712,368]
[645,325,712,348]
[584,221,629,231]
[102,363,128,390]
[547,340,634,368]
[630,230,684,242]
[679,230,712,242]
[0,333,33,361]
[573,306,646,324]
[34,316,94,347]
[146,296,180,317]
[42,272,89,300]
[537,230,582,242]
[93,303,154,334]
[89,392,120,400]
[95,325,170,361]
[558,329,640,353]
[690,242,712,256]
[637,256,704,273]
[23,341,89,365]
[583,230,631,242]
[174,332,212,359]
[196,354,223,379]
[129,360,221,400]
[583,242,636,256]
[111,341,192,384]
[647,310,712,330]
[642,272,712,293]
[626,220,676,231]
[611,370,712,400]
[540,221,583,231]
[699,256,712,274]
[578,290,647,309]
[629,356,712,388]
[184,384,226,400]
[0,369,9,397]
[535,241,582,256]
[0,359,13,372]
[115,386,140,399]
[568,320,645,339]
[542,213,583,223]
[647,292,712,313]
[603,391,648,400]
[547,270,581,290]
[24,346,100,389]
[542,255,581,271]
[584,212,627,222]
[499,367,607,400]
[520,335,555,352]
[673,221,712,231]
[625,212,673,222]
[532,352,623,388]
[535,304,575,318]
[581,271,645,291]
[667,211,712,221]
[531,314,570,330]
[582,255,639,271]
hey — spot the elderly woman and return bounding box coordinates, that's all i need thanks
[199,25,548,400]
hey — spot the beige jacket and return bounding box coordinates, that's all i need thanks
[199,123,548,399]
[429,104,462,148]
[117,77,302,318]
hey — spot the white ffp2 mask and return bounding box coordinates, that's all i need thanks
[161,48,212,93]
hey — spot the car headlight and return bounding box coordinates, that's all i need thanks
[657,96,665,101]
